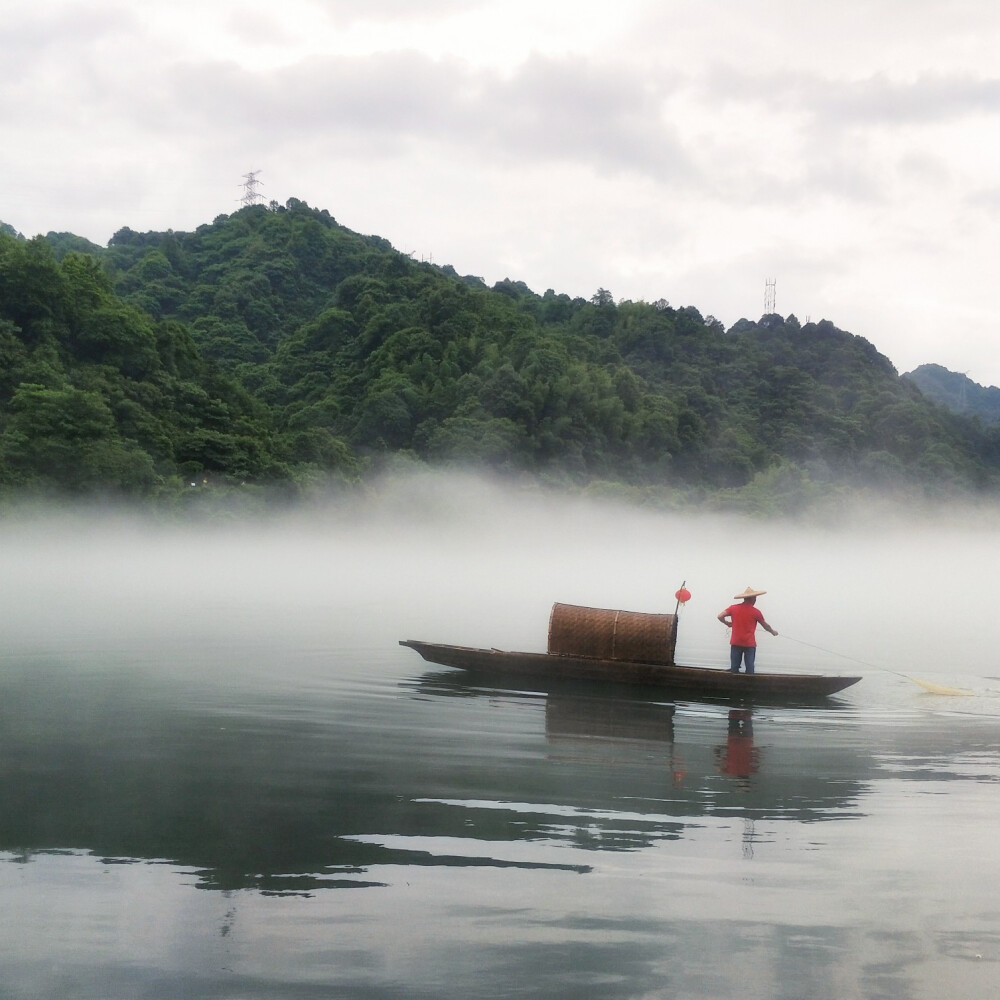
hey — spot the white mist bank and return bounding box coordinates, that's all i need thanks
[0,471,995,686]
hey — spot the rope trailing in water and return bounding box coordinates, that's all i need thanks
[779,634,975,697]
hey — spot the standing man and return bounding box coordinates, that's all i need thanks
[717,587,778,674]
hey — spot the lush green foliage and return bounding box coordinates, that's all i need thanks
[903,364,1000,426]
[0,231,287,498]
[1,200,998,510]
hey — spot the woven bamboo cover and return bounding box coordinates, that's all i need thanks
[547,603,677,665]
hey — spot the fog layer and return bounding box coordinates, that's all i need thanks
[0,472,994,698]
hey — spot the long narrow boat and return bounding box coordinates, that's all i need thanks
[399,601,861,700]
[399,640,861,698]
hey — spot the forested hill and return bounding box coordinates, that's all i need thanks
[903,364,1000,426]
[1,199,997,511]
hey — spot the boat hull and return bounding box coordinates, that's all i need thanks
[399,640,861,699]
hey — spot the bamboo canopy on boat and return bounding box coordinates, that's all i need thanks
[547,603,677,666]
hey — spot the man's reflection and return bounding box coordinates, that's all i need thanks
[715,708,760,780]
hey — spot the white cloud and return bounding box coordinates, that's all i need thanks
[4,0,1000,383]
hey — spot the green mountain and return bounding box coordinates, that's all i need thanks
[903,364,1000,425]
[1,199,998,511]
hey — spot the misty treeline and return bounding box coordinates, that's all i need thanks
[1,201,997,513]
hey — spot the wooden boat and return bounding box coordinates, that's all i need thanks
[399,602,861,700]
[399,640,861,698]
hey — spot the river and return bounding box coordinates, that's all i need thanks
[2,475,999,999]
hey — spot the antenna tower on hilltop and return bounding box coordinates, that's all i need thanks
[239,171,264,207]
[764,278,776,315]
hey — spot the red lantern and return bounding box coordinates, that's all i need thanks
[674,587,691,605]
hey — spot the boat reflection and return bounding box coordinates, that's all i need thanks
[544,693,764,793]
[0,662,867,895]
[412,669,871,830]
[544,693,676,746]
[542,697,761,785]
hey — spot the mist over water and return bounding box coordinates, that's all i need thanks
[3,471,1000,999]
[1,471,995,694]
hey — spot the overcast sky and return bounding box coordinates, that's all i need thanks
[4,0,1000,383]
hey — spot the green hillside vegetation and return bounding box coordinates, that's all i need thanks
[1,198,997,512]
[903,364,1000,426]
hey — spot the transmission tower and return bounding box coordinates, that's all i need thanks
[239,171,264,207]
[763,278,776,315]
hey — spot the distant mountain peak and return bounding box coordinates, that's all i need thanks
[903,364,1000,423]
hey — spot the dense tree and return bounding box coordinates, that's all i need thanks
[0,203,996,509]
[0,382,157,493]
[903,364,1000,425]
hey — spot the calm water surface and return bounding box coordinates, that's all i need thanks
[2,485,1000,999]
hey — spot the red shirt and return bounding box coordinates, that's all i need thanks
[724,602,764,646]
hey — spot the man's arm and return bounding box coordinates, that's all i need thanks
[717,609,732,628]
[758,615,778,636]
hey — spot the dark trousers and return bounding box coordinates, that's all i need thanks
[730,645,756,674]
